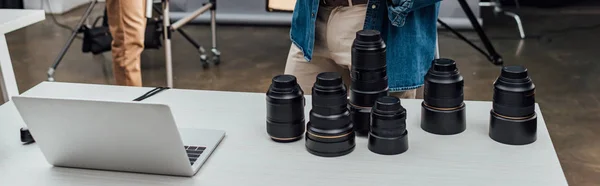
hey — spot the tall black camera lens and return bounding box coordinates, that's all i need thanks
[420,58,466,135]
[266,75,305,142]
[489,66,537,145]
[306,72,356,157]
[349,30,389,136]
[368,96,409,155]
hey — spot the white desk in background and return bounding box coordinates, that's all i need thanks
[0,9,45,103]
[0,82,568,186]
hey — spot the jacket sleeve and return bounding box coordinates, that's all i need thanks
[387,0,442,27]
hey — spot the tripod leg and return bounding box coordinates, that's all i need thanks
[163,0,173,88]
[177,29,202,50]
[504,11,525,39]
[47,0,98,81]
[177,29,209,68]
[438,19,490,60]
[457,0,503,65]
[209,0,220,65]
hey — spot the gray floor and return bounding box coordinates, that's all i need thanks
[3,2,600,185]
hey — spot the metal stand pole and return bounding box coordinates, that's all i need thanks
[152,4,209,68]
[162,0,173,88]
[47,0,98,81]
[161,0,220,87]
[435,31,440,59]
[209,0,220,64]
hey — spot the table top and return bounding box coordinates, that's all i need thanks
[0,9,45,34]
[0,82,568,186]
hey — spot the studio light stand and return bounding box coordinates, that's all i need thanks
[437,0,503,66]
[480,0,525,39]
[47,0,99,81]
[150,0,220,70]
[46,0,221,89]
[159,0,220,88]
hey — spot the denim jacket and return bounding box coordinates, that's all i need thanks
[290,0,441,91]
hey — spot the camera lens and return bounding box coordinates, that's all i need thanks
[266,75,305,142]
[349,30,389,136]
[368,96,409,155]
[306,72,356,157]
[421,58,466,135]
[489,66,537,145]
[492,66,535,117]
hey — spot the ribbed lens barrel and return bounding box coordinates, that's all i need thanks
[306,72,356,157]
[266,75,306,142]
[492,66,536,118]
[368,96,409,155]
[420,58,466,135]
[423,58,464,108]
[489,66,538,145]
[349,30,389,136]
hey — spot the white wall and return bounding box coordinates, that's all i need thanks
[23,0,105,14]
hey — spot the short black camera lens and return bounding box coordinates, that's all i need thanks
[266,75,305,142]
[489,66,537,145]
[306,72,356,157]
[492,66,535,118]
[368,96,409,155]
[421,58,466,135]
[349,30,389,136]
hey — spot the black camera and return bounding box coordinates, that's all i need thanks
[349,30,389,136]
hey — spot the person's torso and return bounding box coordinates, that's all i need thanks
[290,0,440,90]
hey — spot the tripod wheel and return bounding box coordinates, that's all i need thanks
[199,54,210,69]
[491,54,504,66]
[200,58,210,69]
[212,55,220,65]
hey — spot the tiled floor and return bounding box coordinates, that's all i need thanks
[2,2,599,185]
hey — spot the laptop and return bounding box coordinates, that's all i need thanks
[12,95,226,177]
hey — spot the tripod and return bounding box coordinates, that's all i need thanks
[437,0,503,66]
[46,0,99,81]
[159,0,220,88]
[46,0,221,88]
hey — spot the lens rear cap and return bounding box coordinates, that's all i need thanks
[356,30,382,42]
[272,75,298,91]
[501,66,528,79]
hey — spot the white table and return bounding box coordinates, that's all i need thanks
[0,82,568,186]
[0,9,45,103]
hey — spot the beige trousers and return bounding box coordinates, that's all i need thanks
[106,0,147,86]
[284,4,416,99]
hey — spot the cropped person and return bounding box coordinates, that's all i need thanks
[285,0,441,98]
[106,0,147,86]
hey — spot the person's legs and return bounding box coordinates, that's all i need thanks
[326,4,417,99]
[284,5,350,93]
[389,90,417,99]
[106,0,146,86]
[324,4,366,87]
[284,45,346,93]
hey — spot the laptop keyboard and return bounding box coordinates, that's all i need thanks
[185,146,206,165]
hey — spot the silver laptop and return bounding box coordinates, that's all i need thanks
[12,96,225,177]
